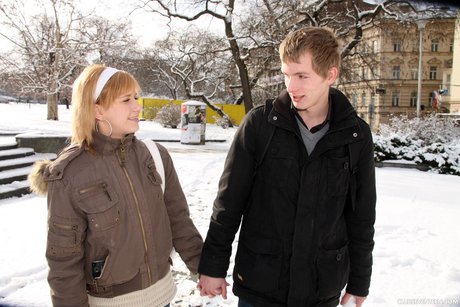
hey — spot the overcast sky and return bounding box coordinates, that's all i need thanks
[83,0,224,47]
[0,0,223,51]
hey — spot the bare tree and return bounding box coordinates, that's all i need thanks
[81,16,137,66]
[141,42,186,99]
[0,0,135,120]
[232,0,298,104]
[155,27,235,125]
[137,0,256,112]
[0,0,82,119]
[135,0,457,113]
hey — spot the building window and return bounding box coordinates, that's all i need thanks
[393,40,401,52]
[431,39,439,52]
[372,40,378,53]
[411,68,418,80]
[429,66,437,80]
[361,92,367,107]
[410,92,417,107]
[393,66,401,79]
[349,70,355,82]
[362,67,368,80]
[352,93,358,108]
[443,74,451,96]
[392,91,400,107]
[446,74,451,86]
[370,94,375,114]
[429,91,436,107]
[371,68,377,79]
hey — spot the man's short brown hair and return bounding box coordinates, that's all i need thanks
[279,27,341,78]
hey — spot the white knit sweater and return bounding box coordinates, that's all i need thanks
[88,270,176,307]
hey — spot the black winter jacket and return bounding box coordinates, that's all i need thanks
[199,88,376,307]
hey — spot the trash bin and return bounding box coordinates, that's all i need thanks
[180,100,206,145]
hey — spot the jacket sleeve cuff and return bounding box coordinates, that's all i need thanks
[345,284,369,297]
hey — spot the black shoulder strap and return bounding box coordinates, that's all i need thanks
[254,99,276,170]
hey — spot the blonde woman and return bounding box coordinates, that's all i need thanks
[29,64,203,306]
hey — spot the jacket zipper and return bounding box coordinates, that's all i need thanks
[117,145,152,286]
[79,183,112,201]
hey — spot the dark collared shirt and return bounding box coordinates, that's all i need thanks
[292,99,332,133]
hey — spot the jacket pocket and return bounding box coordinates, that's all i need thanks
[315,244,350,299]
[233,238,282,293]
[264,141,296,188]
[76,181,120,232]
[47,216,82,258]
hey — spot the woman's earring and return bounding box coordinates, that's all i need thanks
[95,119,113,137]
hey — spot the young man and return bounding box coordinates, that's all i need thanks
[197,27,376,307]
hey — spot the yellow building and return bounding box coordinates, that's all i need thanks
[338,17,456,131]
[138,97,246,125]
[443,13,460,113]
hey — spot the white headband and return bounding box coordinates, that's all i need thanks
[94,67,119,102]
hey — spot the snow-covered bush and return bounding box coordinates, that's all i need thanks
[155,103,181,128]
[374,114,460,175]
[213,115,231,129]
[415,142,460,175]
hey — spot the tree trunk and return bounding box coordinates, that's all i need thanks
[47,93,58,120]
[236,62,254,113]
[225,0,253,113]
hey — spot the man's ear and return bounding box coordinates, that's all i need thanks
[94,104,104,121]
[327,67,339,85]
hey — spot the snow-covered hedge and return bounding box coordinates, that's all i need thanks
[155,104,181,128]
[213,114,231,129]
[374,114,460,176]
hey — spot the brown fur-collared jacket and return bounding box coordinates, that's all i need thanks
[29,132,203,307]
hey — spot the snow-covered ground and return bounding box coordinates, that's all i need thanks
[0,102,459,307]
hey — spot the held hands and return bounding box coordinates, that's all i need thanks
[197,276,366,305]
[197,274,230,299]
[341,293,367,307]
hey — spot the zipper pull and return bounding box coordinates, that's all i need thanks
[102,183,112,201]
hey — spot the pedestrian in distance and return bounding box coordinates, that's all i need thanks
[197,26,376,307]
[62,96,70,109]
[29,64,203,307]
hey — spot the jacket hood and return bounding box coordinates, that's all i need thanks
[28,160,52,196]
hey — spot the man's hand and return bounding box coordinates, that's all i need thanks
[197,274,230,299]
[340,292,367,307]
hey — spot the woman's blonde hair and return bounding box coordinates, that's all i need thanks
[71,64,141,147]
[279,26,341,78]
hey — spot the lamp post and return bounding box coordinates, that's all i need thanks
[416,19,426,118]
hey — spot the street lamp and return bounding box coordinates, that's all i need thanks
[416,19,427,118]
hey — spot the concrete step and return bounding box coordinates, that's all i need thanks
[0,140,56,199]
[0,166,32,185]
[0,147,34,161]
[0,153,56,172]
[0,180,30,200]
[0,143,17,151]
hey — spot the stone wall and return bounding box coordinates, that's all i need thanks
[16,134,70,154]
